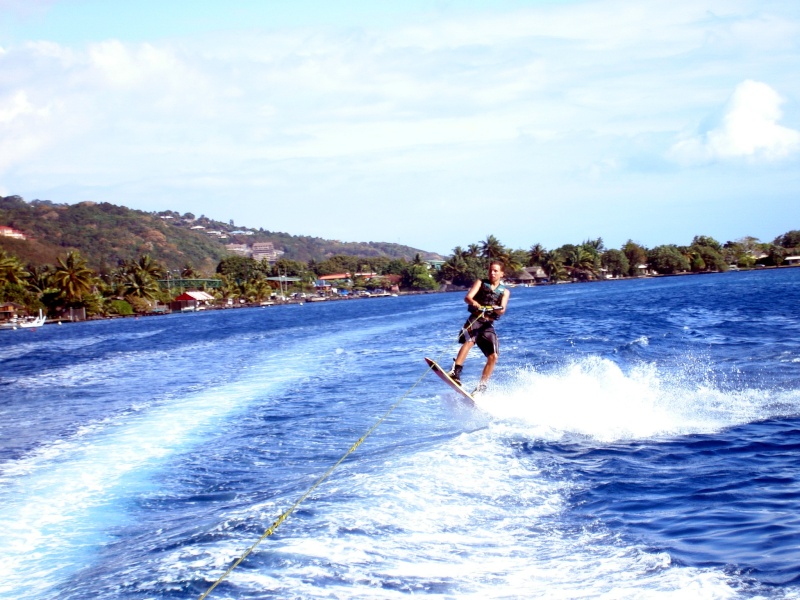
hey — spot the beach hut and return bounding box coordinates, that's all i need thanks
[170,291,215,312]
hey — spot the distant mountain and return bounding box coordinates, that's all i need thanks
[0,196,442,273]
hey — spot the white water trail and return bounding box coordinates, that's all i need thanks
[474,356,799,443]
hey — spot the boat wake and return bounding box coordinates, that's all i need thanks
[473,356,800,442]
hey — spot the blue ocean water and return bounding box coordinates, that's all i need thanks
[1,269,799,599]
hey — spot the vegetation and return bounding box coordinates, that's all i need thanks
[1,194,798,320]
[0,195,439,274]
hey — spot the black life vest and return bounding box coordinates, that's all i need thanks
[470,279,507,317]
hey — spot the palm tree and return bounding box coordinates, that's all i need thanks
[117,254,166,299]
[583,237,605,254]
[571,246,600,279]
[252,279,273,303]
[502,250,525,276]
[131,254,165,280]
[542,251,566,282]
[528,243,546,266]
[481,235,505,259]
[0,250,27,285]
[25,264,54,294]
[181,264,198,278]
[122,270,161,300]
[53,251,96,305]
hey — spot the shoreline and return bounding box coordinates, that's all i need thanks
[6,264,797,328]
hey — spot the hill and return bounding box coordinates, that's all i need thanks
[0,195,441,273]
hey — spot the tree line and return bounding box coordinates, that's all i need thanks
[439,231,799,286]
[1,229,797,318]
[0,250,442,318]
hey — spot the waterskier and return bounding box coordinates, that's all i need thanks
[448,260,510,395]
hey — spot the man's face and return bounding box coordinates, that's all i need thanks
[489,263,504,283]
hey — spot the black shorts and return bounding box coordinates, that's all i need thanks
[459,317,499,357]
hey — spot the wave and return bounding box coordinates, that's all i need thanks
[473,356,800,443]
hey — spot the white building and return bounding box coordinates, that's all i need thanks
[0,226,26,239]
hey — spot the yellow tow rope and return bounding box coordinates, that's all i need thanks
[198,356,445,600]
[199,305,494,599]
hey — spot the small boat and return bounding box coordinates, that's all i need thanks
[1,309,46,330]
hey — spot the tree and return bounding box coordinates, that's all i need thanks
[217,256,258,281]
[528,243,546,266]
[583,237,605,254]
[130,254,165,280]
[766,245,787,266]
[481,235,505,259]
[648,245,690,274]
[687,241,726,272]
[691,235,722,253]
[601,249,629,278]
[181,263,198,278]
[622,240,648,276]
[773,230,800,249]
[565,246,600,280]
[723,236,761,268]
[272,258,309,278]
[252,279,273,302]
[315,255,359,276]
[687,250,706,272]
[542,250,566,282]
[441,246,485,287]
[401,263,438,290]
[122,269,161,301]
[116,254,166,302]
[0,250,27,286]
[52,251,96,306]
[25,264,54,294]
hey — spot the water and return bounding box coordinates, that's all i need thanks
[1,269,799,599]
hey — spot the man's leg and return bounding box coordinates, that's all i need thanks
[449,340,474,384]
[455,340,474,366]
[480,353,497,383]
[474,327,499,393]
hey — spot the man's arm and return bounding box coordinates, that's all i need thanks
[464,279,482,311]
[494,288,510,316]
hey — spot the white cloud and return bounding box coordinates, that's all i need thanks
[0,90,54,172]
[2,1,800,251]
[88,40,188,88]
[669,80,800,164]
[0,89,35,123]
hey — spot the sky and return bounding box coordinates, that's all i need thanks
[1,0,799,255]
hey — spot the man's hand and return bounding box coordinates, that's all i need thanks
[481,305,503,318]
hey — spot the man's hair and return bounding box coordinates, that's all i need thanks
[489,260,505,272]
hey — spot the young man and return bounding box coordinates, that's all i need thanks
[448,260,510,394]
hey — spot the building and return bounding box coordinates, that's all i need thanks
[252,242,285,263]
[169,290,215,312]
[0,226,26,240]
[0,302,23,321]
[225,243,250,257]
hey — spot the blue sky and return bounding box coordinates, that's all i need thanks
[1,0,799,255]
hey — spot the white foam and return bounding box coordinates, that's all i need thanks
[0,365,297,599]
[174,427,744,599]
[473,356,797,443]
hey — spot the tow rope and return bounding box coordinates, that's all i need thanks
[199,305,497,599]
[198,355,445,599]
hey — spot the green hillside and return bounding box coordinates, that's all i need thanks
[0,195,441,273]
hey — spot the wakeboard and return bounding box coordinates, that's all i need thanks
[425,357,474,402]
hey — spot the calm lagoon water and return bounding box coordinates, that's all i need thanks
[1,269,799,599]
